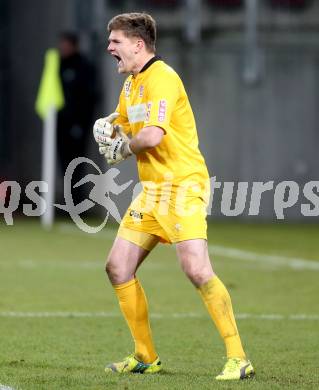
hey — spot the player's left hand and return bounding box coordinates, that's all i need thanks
[100,125,133,165]
[93,112,119,144]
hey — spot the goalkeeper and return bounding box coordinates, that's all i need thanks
[93,12,254,380]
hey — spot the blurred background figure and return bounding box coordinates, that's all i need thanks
[57,31,98,203]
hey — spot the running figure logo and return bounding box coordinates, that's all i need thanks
[56,157,132,233]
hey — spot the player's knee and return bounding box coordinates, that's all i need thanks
[181,259,213,286]
[105,255,131,284]
[105,255,119,280]
[105,262,120,284]
[105,260,112,276]
[185,267,207,286]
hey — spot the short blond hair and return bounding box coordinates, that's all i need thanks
[108,12,156,53]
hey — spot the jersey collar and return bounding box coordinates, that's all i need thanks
[139,55,162,73]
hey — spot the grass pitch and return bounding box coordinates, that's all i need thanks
[0,219,319,389]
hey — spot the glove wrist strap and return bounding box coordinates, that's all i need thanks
[123,142,133,157]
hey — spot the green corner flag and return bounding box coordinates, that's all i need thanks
[35,49,64,119]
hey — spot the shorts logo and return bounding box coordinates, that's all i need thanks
[139,85,144,97]
[124,80,131,97]
[146,102,152,122]
[158,99,166,122]
[129,210,143,220]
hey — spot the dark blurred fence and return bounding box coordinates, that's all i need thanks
[0,0,11,171]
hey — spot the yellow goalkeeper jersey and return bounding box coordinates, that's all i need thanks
[115,57,209,197]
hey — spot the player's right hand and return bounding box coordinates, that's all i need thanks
[104,124,132,165]
[93,112,119,144]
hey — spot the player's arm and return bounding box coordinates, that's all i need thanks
[99,124,164,165]
[99,71,177,164]
[113,92,131,135]
[93,83,131,144]
[103,71,178,163]
[143,69,179,135]
[129,125,164,154]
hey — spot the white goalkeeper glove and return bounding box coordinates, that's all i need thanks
[93,112,119,144]
[99,125,133,165]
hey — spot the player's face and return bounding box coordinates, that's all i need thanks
[107,30,140,74]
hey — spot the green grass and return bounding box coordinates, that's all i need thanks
[0,218,319,389]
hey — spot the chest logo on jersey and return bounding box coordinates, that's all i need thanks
[158,99,167,122]
[139,85,144,98]
[127,103,147,124]
[145,102,152,122]
[124,80,131,97]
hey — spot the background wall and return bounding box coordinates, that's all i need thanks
[1,0,318,220]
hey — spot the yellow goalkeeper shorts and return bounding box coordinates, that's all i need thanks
[118,190,208,251]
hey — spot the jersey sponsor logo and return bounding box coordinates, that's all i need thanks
[158,99,166,122]
[145,102,152,122]
[124,80,131,97]
[127,103,147,123]
[139,85,144,97]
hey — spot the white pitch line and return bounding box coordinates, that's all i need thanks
[0,311,318,320]
[57,223,117,240]
[57,223,319,271]
[18,259,103,269]
[0,385,15,390]
[209,245,319,271]
[17,259,165,270]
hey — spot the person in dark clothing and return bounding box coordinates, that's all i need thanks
[57,32,97,203]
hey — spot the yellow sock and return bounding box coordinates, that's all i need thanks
[198,276,246,359]
[114,278,157,363]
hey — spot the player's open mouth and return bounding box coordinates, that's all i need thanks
[113,55,122,65]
